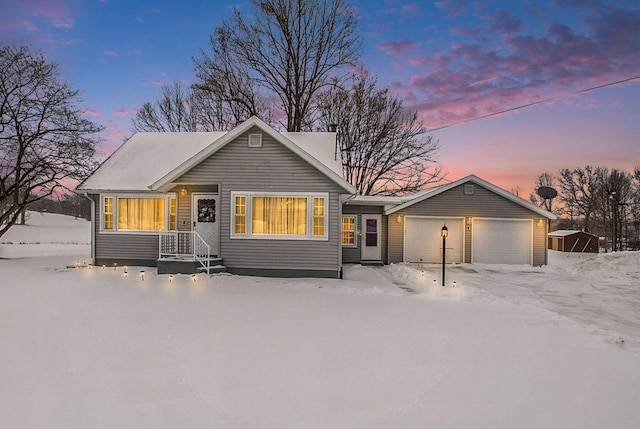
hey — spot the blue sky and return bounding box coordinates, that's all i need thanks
[2,0,639,196]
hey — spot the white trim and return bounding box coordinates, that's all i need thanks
[99,193,176,234]
[230,191,329,241]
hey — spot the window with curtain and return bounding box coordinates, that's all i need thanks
[117,198,165,231]
[232,193,328,239]
[252,196,307,235]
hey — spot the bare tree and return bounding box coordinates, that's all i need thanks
[194,0,362,131]
[317,70,441,195]
[0,44,102,237]
[132,81,199,132]
[557,166,602,232]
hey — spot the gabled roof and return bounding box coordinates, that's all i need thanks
[150,116,354,193]
[385,174,557,220]
[77,116,355,194]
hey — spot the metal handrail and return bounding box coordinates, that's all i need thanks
[159,231,210,274]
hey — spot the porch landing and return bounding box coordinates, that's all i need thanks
[157,257,226,275]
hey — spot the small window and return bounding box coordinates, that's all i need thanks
[313,197,325,237]
[234,195,247,235]
[464,184,475,195]
[341,216,356,246]
[169,198,177,230]
[248,133,262,147]
[103,197,114,230]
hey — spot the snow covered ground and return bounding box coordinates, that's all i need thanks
[1,213,639,428]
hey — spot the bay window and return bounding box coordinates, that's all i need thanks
[232,192,328,239]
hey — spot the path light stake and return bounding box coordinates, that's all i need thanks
[102,264,106,270]
[123,267,128,277]
[114,262,118,271]
[191,274,197,282]
[169,275,173,283]
[453,281,457,288]
[88,264,92,269]
[441,225,448,287]
[140,270,145,281]
[75,260,80,268]
[432,279,437,287]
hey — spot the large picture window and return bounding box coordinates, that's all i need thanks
[232,192,327,239]
[101,195,176,232]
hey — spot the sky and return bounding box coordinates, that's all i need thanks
[1,0,639,197]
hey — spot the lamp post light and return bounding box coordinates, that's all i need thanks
[441,225,448,287]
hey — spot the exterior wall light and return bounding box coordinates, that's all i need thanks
[180,187,188,197]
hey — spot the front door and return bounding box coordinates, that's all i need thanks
[361,214,381,261]
[192,193,219,256]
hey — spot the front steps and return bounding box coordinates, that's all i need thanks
[157,257,225,275]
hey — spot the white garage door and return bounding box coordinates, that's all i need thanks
[404,217,464,263]
[472,218,532,264]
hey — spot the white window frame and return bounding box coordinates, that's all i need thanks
[341,215,357,247]
[230,191,329,240]
[100,193,177,233]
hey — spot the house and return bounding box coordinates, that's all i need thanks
[77,117,556,278]
[548,230,599,253]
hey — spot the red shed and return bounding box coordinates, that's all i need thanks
[548,230,599,253]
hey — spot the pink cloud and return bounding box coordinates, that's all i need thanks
[103,51,119,57]
[376,40,417,55]
[114,109,128,116]
[83,109,101,117]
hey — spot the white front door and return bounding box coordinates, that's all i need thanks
[192,193,219,256]
[361,214,382,261]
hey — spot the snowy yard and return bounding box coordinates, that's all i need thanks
[1,213,639,428]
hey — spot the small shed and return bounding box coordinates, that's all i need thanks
[548,230,599,253]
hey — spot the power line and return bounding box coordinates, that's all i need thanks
[427,75,640,132]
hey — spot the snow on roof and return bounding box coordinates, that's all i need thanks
[281,132,342,177]
[77,132,225,192]
[77,121,347,193]
[549,230,598,237]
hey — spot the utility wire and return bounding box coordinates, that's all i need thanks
[427,75,640,132]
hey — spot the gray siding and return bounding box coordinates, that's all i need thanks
[389,182,549,265]
[91,194,159,265]
[175,127,347,275]
[341,205,388,264]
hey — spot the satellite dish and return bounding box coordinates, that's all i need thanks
[537,186,558,200]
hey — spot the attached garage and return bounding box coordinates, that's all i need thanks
[385,175,556,266]
[404,217,464,263]
[472,218,532,264]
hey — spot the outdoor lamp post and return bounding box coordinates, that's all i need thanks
[441,225,448,287]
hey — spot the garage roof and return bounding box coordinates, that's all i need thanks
[385,174,557,220]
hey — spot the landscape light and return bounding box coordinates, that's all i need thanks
[114,262,118,270]
[123,268,128,277]
[75,260,79,267]
[191,274,197,282]
[88,264,92,269]
[453,281,457,288]
[432,279,437,287]
[102,264,106,270]
[169,275,174,282]
[140,270,145,281]
[441,225,448,287]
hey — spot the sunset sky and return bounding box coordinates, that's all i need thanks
[2,0,639,197]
